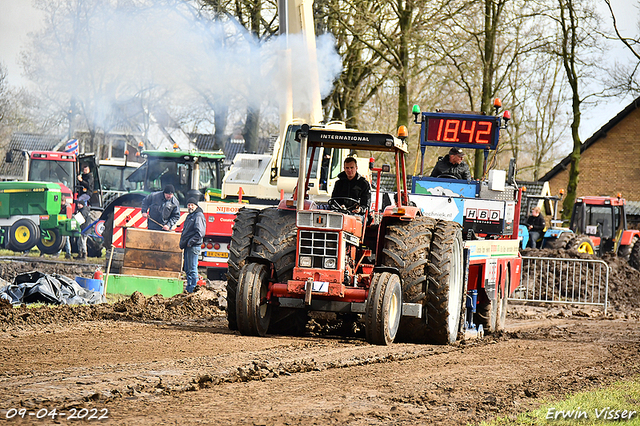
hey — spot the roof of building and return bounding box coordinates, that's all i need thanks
[517,180,550,197]
[0,133,64,179]
[627,201,640,216]
[540,95,640,182]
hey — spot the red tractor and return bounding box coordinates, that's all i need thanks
[228,124,466,345]
[566,195,640,269]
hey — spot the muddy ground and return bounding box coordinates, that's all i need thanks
[1,249,639,425]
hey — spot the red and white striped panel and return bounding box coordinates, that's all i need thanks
[112,206,187,248]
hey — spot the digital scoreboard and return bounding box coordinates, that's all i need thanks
[420,112,500,150]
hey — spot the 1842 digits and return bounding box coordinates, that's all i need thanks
[5,407,109,420]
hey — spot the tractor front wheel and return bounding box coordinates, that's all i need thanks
[37,228,65,255]
[237,263,271,337]
[227,208,260,330]
[568,235,595,254]
[365,272,402,345]
[10,219,39,252]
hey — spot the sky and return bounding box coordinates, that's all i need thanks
[0,0,639,142]
[0,0,43,87]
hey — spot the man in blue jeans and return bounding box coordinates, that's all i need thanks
[179,197,205,293]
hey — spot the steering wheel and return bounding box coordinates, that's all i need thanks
[329,197,360,214]
[437,173,458,180]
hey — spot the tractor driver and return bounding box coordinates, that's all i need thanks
[430,147,472,180]
[331,157,371,214]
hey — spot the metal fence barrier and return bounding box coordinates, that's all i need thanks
[512,256,609,314]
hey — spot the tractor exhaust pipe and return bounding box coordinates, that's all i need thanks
[296,124,309,211]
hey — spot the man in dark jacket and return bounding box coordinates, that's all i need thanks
[77,163,94,198]
[141,185,181,231]
[526,206,546,248]
[180,198,205,293]
[331,157,371,214]
[430,148,473,180]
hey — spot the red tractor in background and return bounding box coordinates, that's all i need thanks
[565,195,640,269]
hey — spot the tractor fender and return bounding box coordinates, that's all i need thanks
[543,228,573,239]
[372,266,401,277]
[620,229,640,246]
[381,205,421,221]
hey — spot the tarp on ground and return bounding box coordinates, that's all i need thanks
[0,271,105,305]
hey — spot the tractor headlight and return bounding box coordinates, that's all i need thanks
[299,256,312,267]
[324,258,337,269]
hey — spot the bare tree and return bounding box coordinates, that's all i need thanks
[0,64,41,150]
[200,0,279,152]
[603,0,640,95]
[316,0,389,129]
[544,0,602,218]
[506,51,570,180]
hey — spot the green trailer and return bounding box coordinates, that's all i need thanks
[0,181,81,253]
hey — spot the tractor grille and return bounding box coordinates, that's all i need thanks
[299,230,339,269]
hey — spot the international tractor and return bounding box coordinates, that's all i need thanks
[229,111,522,345]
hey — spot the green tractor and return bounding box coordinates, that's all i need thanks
[0,181,81,254]
[98,149,226,248]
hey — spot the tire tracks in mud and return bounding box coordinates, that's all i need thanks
[1,331,485,409]
[2,316,639,426]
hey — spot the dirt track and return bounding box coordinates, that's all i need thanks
[1,252,640,425]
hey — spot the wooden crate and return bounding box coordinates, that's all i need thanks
[122,228,183,276]
[120,267,182,280]
[124,228,182,253]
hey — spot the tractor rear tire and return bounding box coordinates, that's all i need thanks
[543,232,573,249]
[567,235,595,254]
[10,219,39,252]
[629,238,640,271]
[37,228,65,255]
[426,220,465,345]
[227,208,260,330]
[380,216,436,342]
[237,263,271,336]
[251,207,308,336]
[619,236,639,262]
[365,272,402,345]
